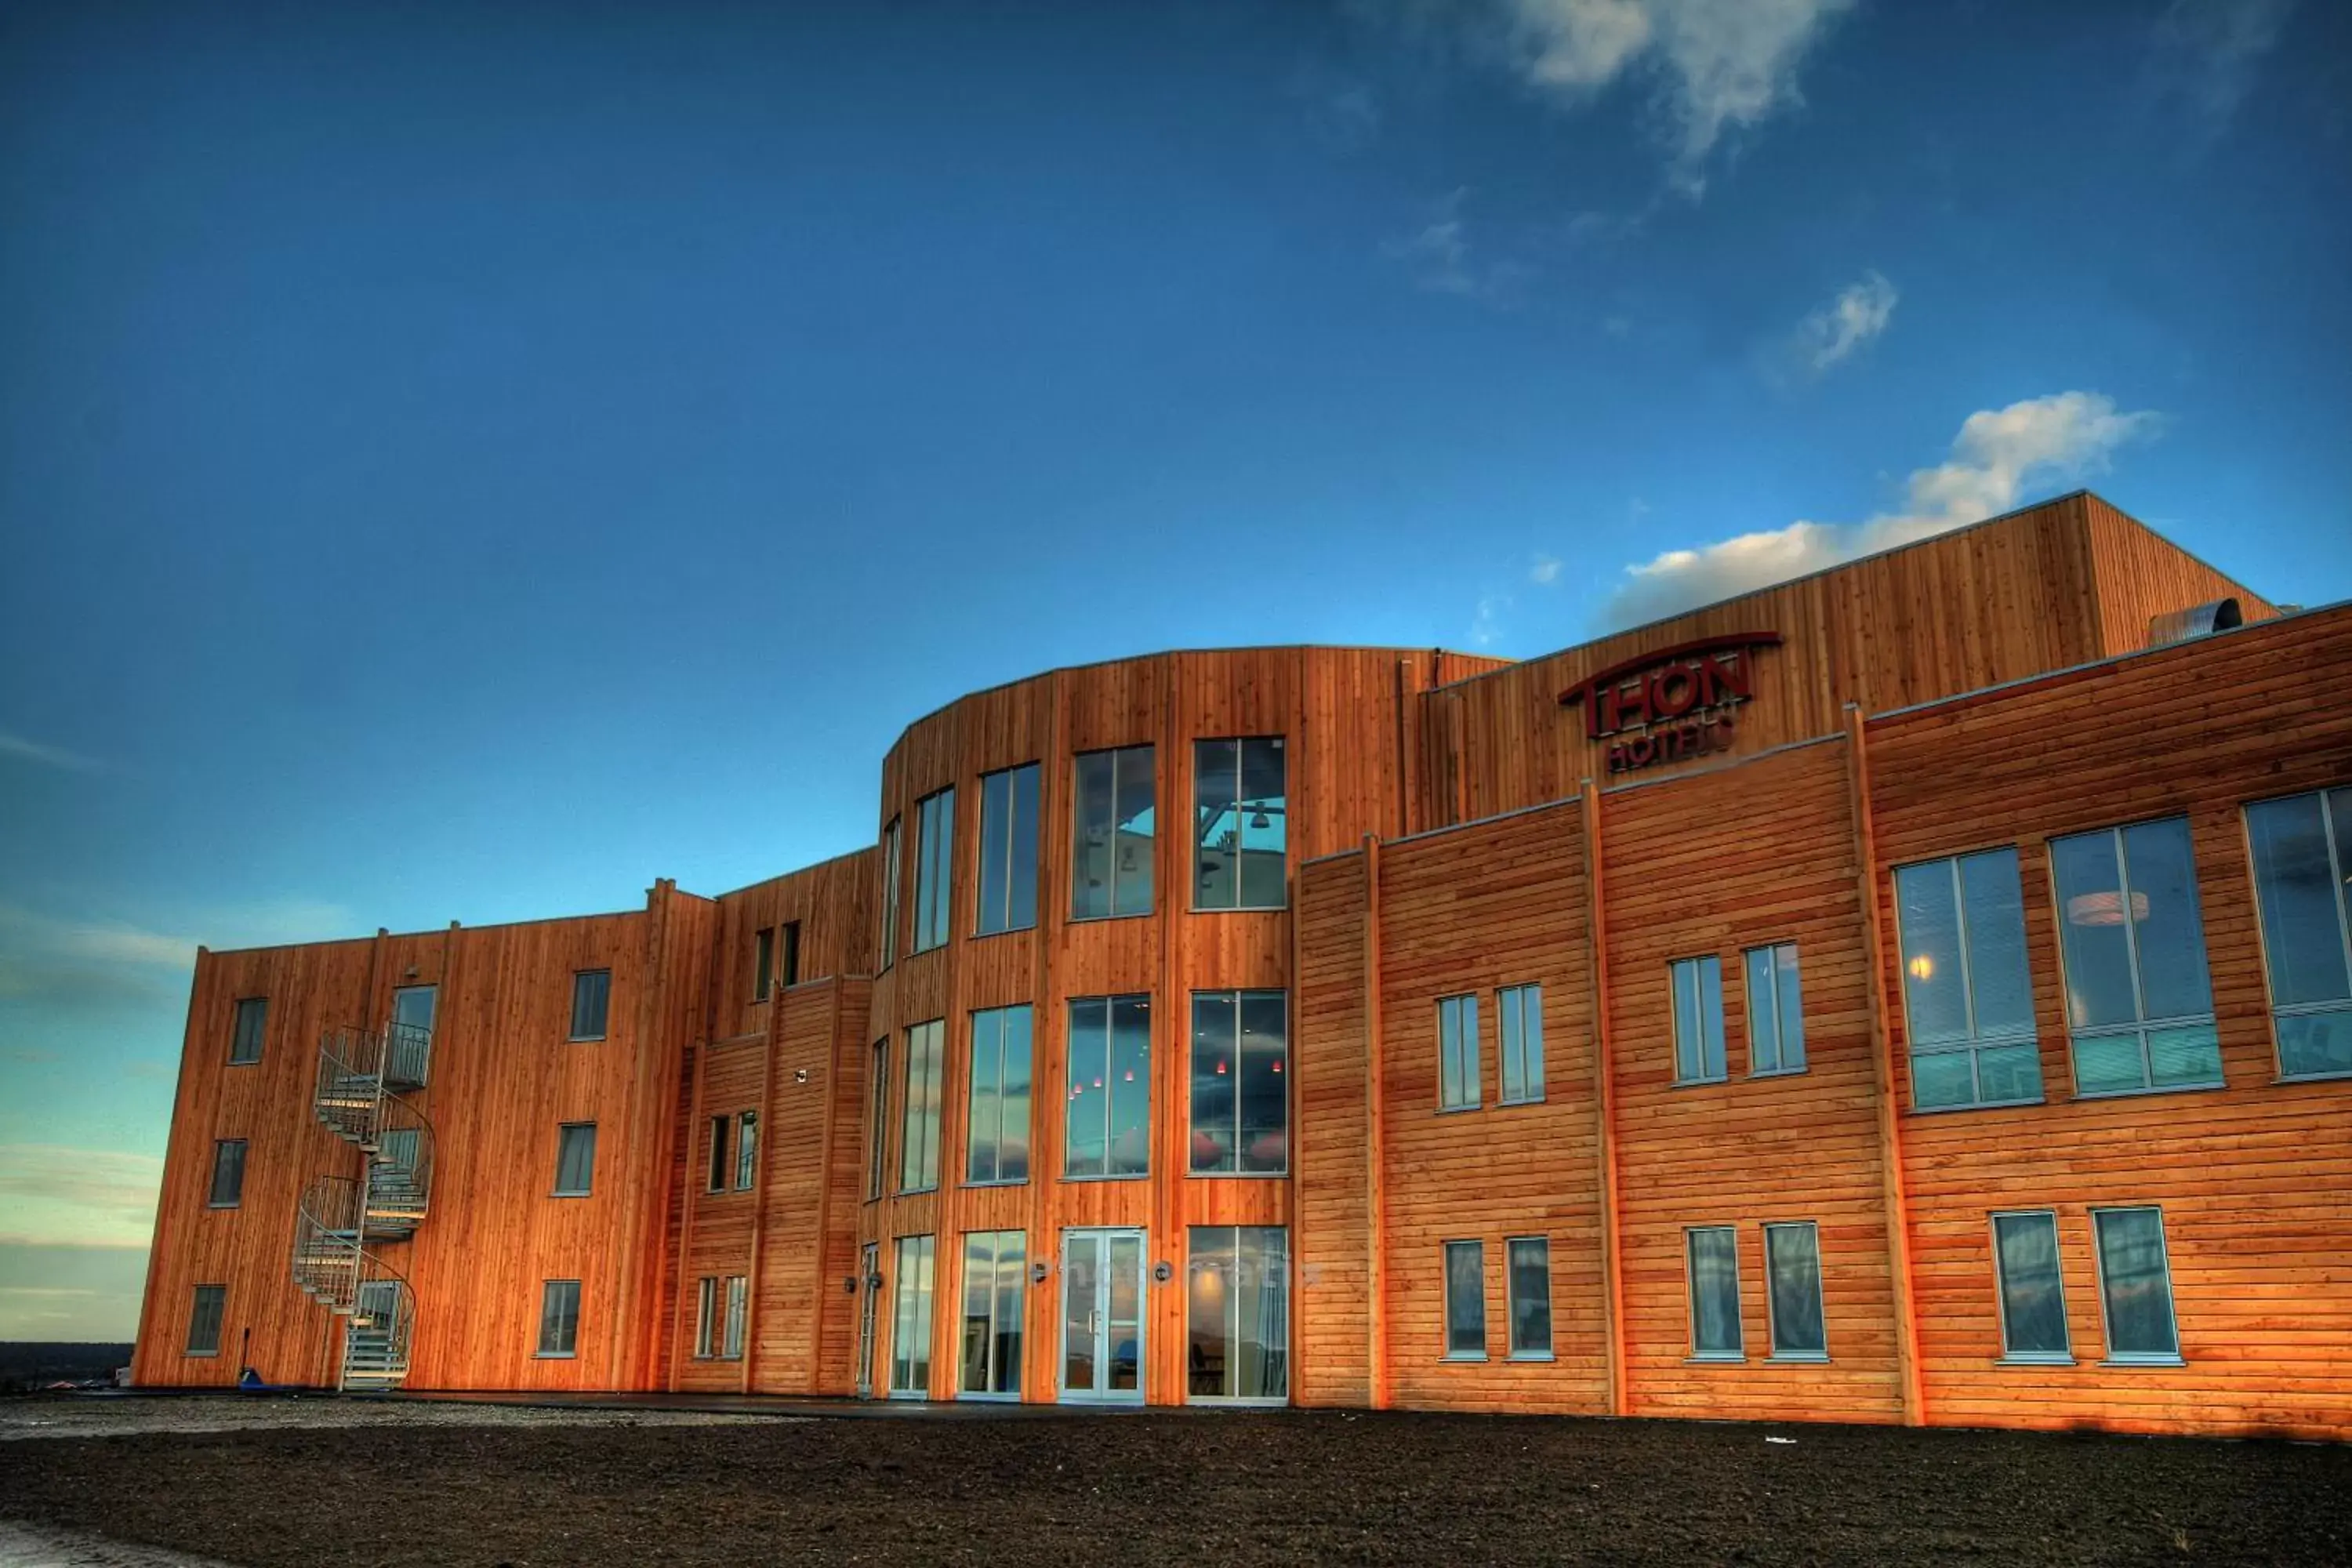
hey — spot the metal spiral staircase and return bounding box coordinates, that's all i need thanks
[291,1022,435,1391]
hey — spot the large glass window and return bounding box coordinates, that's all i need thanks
[1670,955,1726,1084]
[187,1285,226,1356]
[913,788,955,954]
[1497,984,1544,1104]
[1072,745,1154,920]
[1443,1240,1486,1359]
[734,1110,757,1192]
[899,1020,944,1195]
[1763,1221,1827,1360]
[537,1279,581,1358]
[1991,1210,2071,1363]
[389,983,437,1085]
[1194,737,1287,910]
[230,996,267,1065]
[958,1230,1025,1398]
[1186,1226,1289,1401]
[2092,1207,2181,1364]
[1506,1236,1552,1359]
[2051,818,2221,1095]
[1438,993,1480,1110]
[721,1276,747,1360]
[570,969,611,1041]
[1686,1226,1743,1360]
[976,764,1040,936]
[1744,945,1805,1075]
[1189,990,1287,1175]
[208,1139,246,1208]
[890,1235,936,1397]
[866,1038,888,1201]
[554,1122,596,1197]
[1065,995,1151,1178]
[878,817,902,971]
[2245,789,2352,1078]
[965,1006,1033,1185]
[1895,848,2044,1109]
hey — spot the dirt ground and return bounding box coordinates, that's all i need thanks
[2,1398,2347,1566]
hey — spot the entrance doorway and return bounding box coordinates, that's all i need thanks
[1059,1228,1145,1403]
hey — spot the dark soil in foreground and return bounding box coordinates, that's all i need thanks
[3,1408,2347,1566]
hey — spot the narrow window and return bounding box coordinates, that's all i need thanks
[1895,848,2044,1109]
[735,1110,758,1192]
[779,921,800,989]
[1744,944,1806,1075]
[1189,990,1288,1174]
[1186,1226,1290,1400]
[957,1229,1026,1398]
[898,1020,944,1193]
[1506,1236,1552,1359]
[1437,993,1480,1110]
[965,1005,1033,1185]
[2245,789,2352,1078]
[1072,744,1155,920]
[866,1038,889,1201]
[1065,995,1151,1178]
[186,1285,226,1356]
[878,816,902,971]
[890,1234,936,1396]
[553,1122,597,1197]
[1194,737,1287,910]
[722,1276,748,1360]
[1686,1226,1743,1360]
[2052,818,2221,1095]
[229,996,267,1065]
[1670,955,1727,1084]
[569,969,611,1041]
[706,1114,731,1194]
[1497,984,1545,1104]
[1442,1240,1486,1359]
[913,788,956,954]
[207,1139,247,1208]
[1762,1221,1827,1360]
[753,927,775,1002]
[695,1277,717,1358]
[537,1279,581,1358]
[1991,1210,2071,1363]
[975,764,1040,936]
[2092,1207,2182,1363]
[388,984,437,1086]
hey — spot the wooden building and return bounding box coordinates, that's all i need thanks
[132,492,2352,1438]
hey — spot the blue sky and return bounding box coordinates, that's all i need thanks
[2,0,2347,1338]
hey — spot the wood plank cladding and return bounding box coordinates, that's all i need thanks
[1292,851,1372,1407]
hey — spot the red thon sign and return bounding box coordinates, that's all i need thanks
[1557,633,1782,775]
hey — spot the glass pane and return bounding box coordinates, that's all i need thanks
[1008,764,1039,931]
[2071,1033,2148,1095]
[2278,1007,2352,1078]
[1765,1225,1825,1356]
[1439,998,1468,1108]
[1745,948,1779,1073]
[1112,746,1156,917]
[1445,1242,1485,1355]
[1236,1227,1287,1399]
[993,1233,1024,1393]
[1500,989,1525,1100]
[754,928,774,1000]
[2246,794,2351,1007]
[2146,1021,2223,1087]
[960,1235,995,1393]
[1672,961,1702,1080]
[1974,1041,2043,1104]
[2122,818,2214,1023]
[978,771,1011,936]
[880,820,901,967]
[1896,862,1970,1044]
[1688,1228,1741,1356]
[1187,1228,1233,1398]
[1521,987,1545,1097]
[1190,994,1236,1174]
[1960,849,2034,1036]
[967,1011,1001,1185]
[1065,1000,1107,1178]
[1239,737,1287,909]
[1508,1238,1552,1356]
[1062,1236,1098,1392]
[1108,995,1151,1177]
[1072,753,1113,920]
[1238,991,1287,1174]
[891,1236,935,1392]
[1107,1234,1142,1392]
[1194,738,1240,910]
[2095,1209,2179,1359]
[999,1007,1032,1181]
[1992,1213,2069,1357]
[2052,831,2137,1030]
[1775,946,1805,1070]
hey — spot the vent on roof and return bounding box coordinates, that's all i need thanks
[2146,597,2242,648]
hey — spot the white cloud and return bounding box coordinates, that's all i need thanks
[1787,270,1897,375]
[1471,592,1513,646]
[2147,0,2295,140]
[1600,391,2164,627]
[1381,189,1534,303]
[0,729,98,771]
[1530,554,1565,586]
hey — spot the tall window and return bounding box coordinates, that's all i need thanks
[913,788,955,954]
[554,1123,597,1197]
[537,1280,581,1358]
[879,817,902,970]
[779,921,800,989]
[866,1038,888,1200]
[1895,848,2044,1109]
[569,970,611,1041]
[1442,1240,1486,1359]
[1506,1236,1552,1359]
[2092,1207,2181,1364]
[1438,993,1480,1110]
[229,996,267,1065]
[1686,1226,1742,1360]
[1744,945,1805,1075]
[389,984,437,1086]
[965,1005,1033,1185]
[1497,984,1544,1104]
[753,927,775,1001]
[958,1229,1025,1398]
[1194,737,1286,910]
[890,1235,936,1396]
[1072,744,1154,920]
[1186,1226,1289,1401]
[976,764,1040,936]
[208,1139,246,1208]
[187,1285,226,1356]
[2245,788,2352,1078]
[1189,990,1287,1174]
[1670,955,1726,1084]
[695,1277,718,1358]
[1991,1210,2071,1363]
[734,1110,758,1192]
[899,1020,944,1194]
[706,1114,731,1193]
[1762,1221,1827,1360]
[722,1276,748,1360]
[2051,818,2221,1095]
[1065,995,1150,1178]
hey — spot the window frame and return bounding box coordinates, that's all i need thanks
[535,1279,582,1359]
[1437,993,1480,1112]
[956,1229,1027,1400]
[1504,1235,1553,1362]
[1069,743,1155,923]
[1063,993,1152,1181]
[1669,954,1727,1086]
[1893,847,2046,1112]
[975,762,1041,938]
[778,920,800,990]
[898,1019,945,1195]
[866,1037,889,1202]
[186,1284,226,1356]
[1497,983,1545,1105]
[229,996,267,1065]
[732,1110,758,1192]
[1743,942,1806,1077]
[1184,1225,1290,1404]
[888,1233,936,1399]
[964,1005,1033,1188]
[1187,989,1289,1178]
[753,927,775,1002]
[913,786,956,955]
[2242,788,2352,1082]
[720,1275,748,1360]
[878,816,902,971]
[694,1276,717,1359]
[207,1138,247,1209]
[1441,1239,1487,1361]
[1191,735,1287,913]
[2047,818,2223,1099]
[1684,1225,1744,1363]
[1988,1208,2074,1366]
[568,969,612,1043]
[706,1113,731,1194]
[2090,1205,2185,1367]
[1761,1220,1828,1363]
[552,1121,597,1198]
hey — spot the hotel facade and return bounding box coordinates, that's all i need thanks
[133,492,2352,1438]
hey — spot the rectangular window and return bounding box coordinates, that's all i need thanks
[2245,789,2352,1078]
[186,1285,225,1356]
[1497,984,1544,1104]
[2051,818,2222,1095]
[1762,1221,1827,1360]
[898,1020,944,1193]
[229,996,267,1065]
[879,816,902,971]
[965,1005,1033,1185]
[694,1277,717,1358]
[890,1234,936,1396]
[1189,990,1287,1175]
[2092,1207,2182,1364]
[1438,993,1480,1110]
[735,1110,758,1192]
[388,984,437,1086]
[554,1122,597,1197]
[866,1038,889,1201]
[1991,1210,2071,1363]
[1744,944,1806,1076]
[913,788,955,954]
[537,1279,581,1358]
[976,764,1040,936]
[1072,744,1154,920]
[706,1113,731,1193]
[207,1139,246,1208]
[1895,848,2045,1109]
[1194,737,1286,910]
[569,969,611,1041]
[1670,955,1726,1085]
[721,1276,748,1359]
[957,1229,1025,1397]
[1686,1225,1743,1360]
[1186,1226,1289,1401]
[753,927,775,1002]
[1065,995,1151,1178]
[1506,1236,1552,1359]
[779,921,800,989]
[1442,1240,1486,1359]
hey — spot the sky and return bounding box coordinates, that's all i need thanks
[2,0,2347,1341]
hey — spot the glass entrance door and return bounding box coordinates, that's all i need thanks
[1059,1228,1145,1403]
[855,1241,880,1399]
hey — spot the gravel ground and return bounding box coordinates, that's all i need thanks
[0,1395,796,1443]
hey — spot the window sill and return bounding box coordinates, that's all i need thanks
[1065,911,1152,927]
[227,1059,261,1069]
[567,1035,607,1044]
[533,1352,577,1360]
[1670,1076,1730,1091]
[1997,1355,2077,1367]
[2070,1080,2224,1101]
[970,924,1037,942]
[1189,905,1288,915]
[895,1185,939,1198]
[1749,1067,1809,1080]
[962,1178,1029,1190]
[1508,1351,1555,1363]
[1059,1172,1149,1184]
[551,1191,590,1200]
[2100,1354,2186,1368]
[1186,1169,1288,1181]
[1767,1352,1830,1364]
[1441,1352,1488,1363]
[205,1202,240,1210]
[1496,1095,1546,1109]
[1906,1096,2046,1116]
[1435,1104,1481,1116]
[1686,1353,1745,1364]
[183,1350,220,1359]
[2274,1068,2352,1085]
